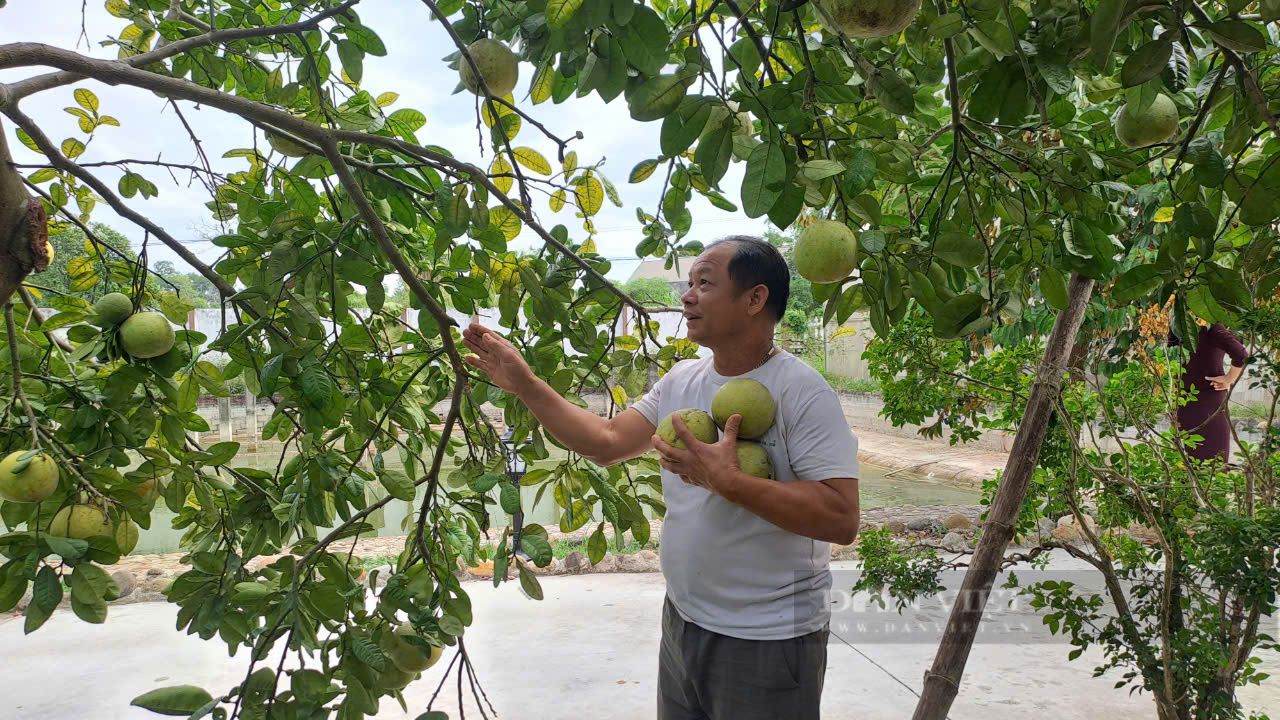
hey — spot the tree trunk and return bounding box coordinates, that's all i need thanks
[0,113,42,305]
[912,272,1095,720]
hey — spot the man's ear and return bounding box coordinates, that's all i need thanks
[745,283,770,317]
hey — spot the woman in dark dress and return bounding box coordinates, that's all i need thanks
[1169,322,1250,462]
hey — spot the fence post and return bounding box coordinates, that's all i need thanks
[244,389,258,446]
[218,396,233,443]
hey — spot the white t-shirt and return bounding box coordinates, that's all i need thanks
[631,349,860,640]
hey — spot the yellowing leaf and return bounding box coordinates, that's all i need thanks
[490,206,522,241]
[563,151,578,172]
[610,384,628,406]
[580,237,598,254]
[1153,207,1175,223]
[105,0,130,18]
[549,189,566,212]
[629,158,659,183]
[513,147,552,175]
[531,65,554,105]
[74,88,99,114]
[375,92,399,107]
[61,138,86,159]
[490,156,513,195]
[829,325,859,342]
[481,95,516,128]
[575,174,604,216]
[96,115,120,128]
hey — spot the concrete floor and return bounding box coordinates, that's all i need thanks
[2,555,1277,719]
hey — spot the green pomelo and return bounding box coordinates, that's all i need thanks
[49,504,114,539]
[1115,94,1179,148]
[705,101,753,137]
[376,663,418,691]
[711,378,777,440]
[92,292,133,326]
[459,39,519,97]
[736,441,774,480]
[0,450,59,503]
[379,623,445,673]
[816,0,923,39]
[795,219,858,284]
[115,518,140,555]
[656,409,718,449]
[120,311,176,359]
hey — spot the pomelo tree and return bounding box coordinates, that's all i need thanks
[1,1,1278,719]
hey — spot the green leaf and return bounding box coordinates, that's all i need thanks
[869,68,915,115]
[694,124,733,186]
[1040,267,1068,311]
[741,142,785,219]
[928,13,964,39]
[517,559,543,600]
[345,24,387,56]
[71,593,108,624]
[629,159,660,184]
[350,635,387,671]
[859,229,886,254]
[546,0,585,29]
[259,355,283,396]
[1121,40,1172,88]
[299,365,334,409]
[1111,265,1164,304]
[627,74,689,122]
[469,472,505,493]
[1173,202,1216,241]
[205,441,240,466]
[26,565,61,636]
[1089,0,1125,69]
[587,523,607,564]
[933,231,986,267]
[499,483,521,515]
[931,293,985,339]
[521,534,553,567]
[337,40,364,84]
[660,97,712,157]
[1204,20,1265,54]
[378,469,416,501]
[43,534,88,560]
[800,159,845,182]
[530,64,554,105]
[131,686,215,716]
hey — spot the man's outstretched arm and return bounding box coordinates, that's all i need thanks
[462,323,655,466]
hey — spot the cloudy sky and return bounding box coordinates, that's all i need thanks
[0,1,770,283]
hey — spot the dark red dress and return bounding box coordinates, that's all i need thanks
[1169,323,1250,461]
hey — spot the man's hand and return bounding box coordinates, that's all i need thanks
[652,412,744,496]
[1206,375,1233,391]
[461,323,534,394]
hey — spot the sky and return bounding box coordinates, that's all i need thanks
[0,1,772,283]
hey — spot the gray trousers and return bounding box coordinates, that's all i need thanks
[657,595,829,720]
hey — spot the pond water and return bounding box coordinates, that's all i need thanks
[115,450,978,554]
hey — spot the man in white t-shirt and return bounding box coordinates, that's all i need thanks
[462,235,861,719]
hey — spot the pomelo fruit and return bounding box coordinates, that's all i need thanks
[120,311,176,359]
[115,518,139,555]
[736,441,774,479]
[705,101,753,137]
[376,664,418,691]
[92,292,133,326]
[711,378,777,440]
[49,504,114,539]
[0,450,59,503]
[1115,94,1179,148]
[459,39,519,97]
[815,0,922,39]
[656,409,718,449]
[795,219,858,284]
[379,623,445,673]
[133,477,161,503]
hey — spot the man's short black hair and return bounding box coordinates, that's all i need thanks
[704,235,790,322]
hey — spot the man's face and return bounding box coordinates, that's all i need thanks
[680,243,761,345]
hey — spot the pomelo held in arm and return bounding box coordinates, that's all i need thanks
[736,441,775,480]
[0,450,59,503]
[120,311,176,359]
[657,409,718,449]
[794,219,858,284]
[815,0,923,39]
[459,38,519,97]
[711,378,777,439]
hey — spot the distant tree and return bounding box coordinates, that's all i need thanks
[622,277,678,306]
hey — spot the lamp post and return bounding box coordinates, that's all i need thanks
[499,428,529,561]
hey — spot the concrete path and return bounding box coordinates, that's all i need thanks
[2,555,1276,719]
